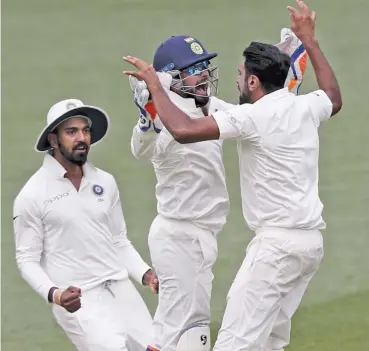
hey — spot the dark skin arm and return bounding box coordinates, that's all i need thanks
[123,60,220,144]
[288,0,342,115]
[123,0,341,139]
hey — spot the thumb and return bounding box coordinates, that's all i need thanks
[68,286,82,295]
[123,71,143,80]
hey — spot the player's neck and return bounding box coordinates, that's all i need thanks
[54,154,83,180]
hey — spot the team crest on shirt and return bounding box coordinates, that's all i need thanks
[92,184,104,197]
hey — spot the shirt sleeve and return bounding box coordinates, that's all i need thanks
[210,96,237,112]
[109,177,151,285]
[212,104,258,141]
[131,124,160,160]
[13,195,57,302]
[305,89,333,124]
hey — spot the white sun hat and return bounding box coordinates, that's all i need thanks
[35,98,110,152]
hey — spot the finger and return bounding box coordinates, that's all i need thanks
[311,10,316,21]
[287,6,299,18]
[65,298,81,309]
[295,0,304,9]
[62,291,81,303]
[123,71,142,80]
[64,298,81,311]
[297,0,310,15]
[123,56,148,70]
[66,302,81,313]
[67,286,81,294]
[66,298,81,309]
[123,55,137,64]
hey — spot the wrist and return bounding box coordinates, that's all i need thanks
[301,36,319,49]
[48,287,58,303]
[147,82,164,95]
[48,287,63,305]
[54,289,63,305]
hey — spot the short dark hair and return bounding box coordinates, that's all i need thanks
[243,42,290,93]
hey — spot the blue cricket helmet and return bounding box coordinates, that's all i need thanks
[153,35,218,72]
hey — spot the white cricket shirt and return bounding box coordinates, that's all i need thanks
[213,88,333,231]
[13,154,150,301]
[131,93,232,233]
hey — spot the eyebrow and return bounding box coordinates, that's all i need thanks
[63,125,90,131]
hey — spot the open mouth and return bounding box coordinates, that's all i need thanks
[73,145,88,153]
[196,82,208,95]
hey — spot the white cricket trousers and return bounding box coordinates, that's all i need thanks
[214,227,324,351]
[52,279,153,351]
[147,215,218,351]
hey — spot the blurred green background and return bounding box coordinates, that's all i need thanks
[2,0,368,350]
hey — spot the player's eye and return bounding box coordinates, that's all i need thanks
[185,61,209,75]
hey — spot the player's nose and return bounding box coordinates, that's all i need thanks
[200,70,209,79]
[76,130,87,142]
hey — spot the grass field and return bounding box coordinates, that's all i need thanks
[2,0,369,350]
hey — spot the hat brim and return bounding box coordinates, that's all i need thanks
[177,53,218,71]
[35,105,110,152]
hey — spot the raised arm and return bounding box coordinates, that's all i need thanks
[288,0,342,116]
[129,76,162,159]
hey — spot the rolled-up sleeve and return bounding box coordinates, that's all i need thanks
[13,196,56,302]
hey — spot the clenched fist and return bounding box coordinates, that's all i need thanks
[54,286,82,313]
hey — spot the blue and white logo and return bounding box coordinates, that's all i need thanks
[92,184,104,197]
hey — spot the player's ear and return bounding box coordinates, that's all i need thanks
[248,74,260,92]
[48,132,58,149]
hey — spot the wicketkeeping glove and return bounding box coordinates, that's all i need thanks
[276,28,307,95]
[129,76,163,133]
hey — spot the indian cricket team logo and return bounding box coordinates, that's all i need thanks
[92,184,104,197]
[190,42,203,55]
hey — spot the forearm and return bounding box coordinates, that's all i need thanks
[303,38,342,114]
[149,85,194,140]
[17,260,57,302]
[117,240,151,285]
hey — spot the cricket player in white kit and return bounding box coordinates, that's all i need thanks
[123,1,343,350]
[130,35,231,351]
[127,27,308,351]
[13,98,159,351]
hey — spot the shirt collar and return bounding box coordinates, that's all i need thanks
[42,153,97,180]
[253,87,290,106]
